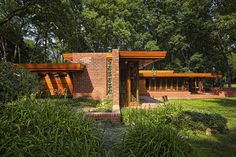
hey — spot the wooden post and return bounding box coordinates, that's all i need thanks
[136,76,139,103]
[171,78,173,91]
[165,78,167,91]
[176,78,179,91]
[154,78,157,91]
[45,74,54,95]
[160,78,162,91]
[127,63,131,106]
[182,78,184,91]
[149,79,151,91]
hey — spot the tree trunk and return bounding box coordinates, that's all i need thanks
[222,52,232,88]
[1,37,7,62]
[13,44,17,62]
[18,45,21,63]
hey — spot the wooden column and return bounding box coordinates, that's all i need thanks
[127,63,131,106]
[154,78,157,91]
[171,78,173,91]
[176,78,179,91]
[182,78,185,91]
[160,78,162,91]
[136,75,139,103]
[45,74,54,95]
[149,79,151,91]
[165,79,167,91]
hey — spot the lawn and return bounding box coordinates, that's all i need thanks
[224,84,236,88]
[169,98,236,157]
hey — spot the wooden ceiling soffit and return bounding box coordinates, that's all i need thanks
[16,64,84,72]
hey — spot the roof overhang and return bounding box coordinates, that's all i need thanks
[139,70,223,78]
[106,51,167,60]
[16,64,84,72]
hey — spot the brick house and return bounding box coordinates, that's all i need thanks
[18,49,236,115]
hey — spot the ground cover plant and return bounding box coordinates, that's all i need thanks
[0,99,102,157]
[119,124,194,157]
[121,104,227,134]
[71,98,113,112]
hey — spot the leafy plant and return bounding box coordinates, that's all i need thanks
[119,124,194,157]
[121,104,182,125]
[96,98,112,112]
[0,62,42,103]
[0,99,102,157]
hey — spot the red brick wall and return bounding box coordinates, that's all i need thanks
[85,112,121,124]
[141,91,192,99]
[223,88,236,97]
[72,53,108,100]
[112,49,120,113]
[141,91,228,99]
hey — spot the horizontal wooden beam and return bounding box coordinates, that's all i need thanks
[63,53,73,60]
[119,51,167,59]
[139,71,223,78]
[16,64,84,72]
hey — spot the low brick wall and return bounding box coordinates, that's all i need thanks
[141,91,191,99]
[141,91,226,99]
[85,112,121,124]
[223,88,236,97]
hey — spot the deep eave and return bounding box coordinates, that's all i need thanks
[139,70,223,78]
[63,51,167,60]
[16,64,84,72]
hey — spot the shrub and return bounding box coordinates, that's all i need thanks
[174,111,228,133]
[0,99,102,157]
[121,104,182,125]
[0,62,41,103]
[96,98,112,112]
[119,124,194,157]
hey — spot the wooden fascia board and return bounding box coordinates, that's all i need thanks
[139,71,223,78]
[16,64,84,72]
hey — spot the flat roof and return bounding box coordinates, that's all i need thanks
[139,70,223,78]
[63,51,167,60]
[106,51,167,59]
[16,64,84,72]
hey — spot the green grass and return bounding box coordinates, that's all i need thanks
[224,84,236,88]
[38,97,113,112]
[169,98,236,157]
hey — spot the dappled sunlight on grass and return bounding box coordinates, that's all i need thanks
[170,97,236,157]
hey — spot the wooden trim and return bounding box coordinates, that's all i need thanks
[63,53,73,60]
[139,71,223,78]
[182,78,184,91]
[154,79,157,91]
[165,79,167,91]
[136,77,139,103]
[44,74,54,95]
[160,78,162,91]
[119,51,167,59]
[176,78,179,91]
[127,63,131,106]
[16,64,84,72]
[106,53,112,59]
[171,78,173,91]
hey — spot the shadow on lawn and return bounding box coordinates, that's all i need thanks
[202,98,236,108]
[189,127,236,157]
